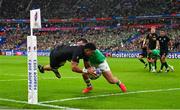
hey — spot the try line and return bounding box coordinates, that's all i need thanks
[0,77,80,82]
[0,97,78,109]
[40,87,180,104]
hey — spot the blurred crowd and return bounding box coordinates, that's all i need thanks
[0,0,179,52]
[0,0,179,19]
[0,28,180,52]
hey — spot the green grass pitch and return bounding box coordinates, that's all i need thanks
[0,56,180,109]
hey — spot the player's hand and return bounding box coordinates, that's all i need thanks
[87,67,97,77]
[147,58,153,62]
[87,67,94,73]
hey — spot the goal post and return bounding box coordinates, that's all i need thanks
[27,9,41,104]
[27,35,38,104]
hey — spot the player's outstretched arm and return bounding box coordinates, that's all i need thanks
[71,61,83,73]
[71,61,97,77]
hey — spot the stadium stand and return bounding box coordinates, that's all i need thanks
[0,0,179,18]
[0,28,180,52]
[0,0,179,52]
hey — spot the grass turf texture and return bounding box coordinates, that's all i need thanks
[0,56,180,109]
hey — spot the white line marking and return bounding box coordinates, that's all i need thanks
[0,74,27,77]
[0,77,80,82]
[0,97,78,109]
[0,98,27,104]
[1,74,80,78]
[0,79,27,82]
[40,87,180,104]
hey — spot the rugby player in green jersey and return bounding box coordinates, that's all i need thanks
[147,49,160,72]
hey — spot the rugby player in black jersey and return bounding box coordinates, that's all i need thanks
[143,27,159,72]
[157,30,174,72]
[138,37,148,68]
[38,38,95,78]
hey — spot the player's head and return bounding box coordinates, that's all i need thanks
[76,38,88,46]
[160,29,166,37]
[150,27,156,33]
[84,43,96,56]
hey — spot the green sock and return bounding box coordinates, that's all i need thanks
[85,79,92,87]
[116,81,121,86]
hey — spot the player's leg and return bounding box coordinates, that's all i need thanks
[41,64,52,71]
[38,64,52,73]
[38,64,62,78]
[149,58,155,72]
[99,60,127,92]
[102,71,126,92]
[148,62,152,71]
[164,51,174,72]
[161,52,174,72]
[38,50,55,72]
[82,74,93,93]
[161,54,169,72]
[151,58,157,72]
[147,57,152,71]
[138,54,147,68]
[146,51,152,71]
[159,52,165,72]
[159,59,164,72]
[49,60,66,78]
[38,51,64,78]
[154,59,157,70]
[147,56,156,72]
[138,54,146,64]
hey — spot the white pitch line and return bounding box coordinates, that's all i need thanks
[0,77,80,82]
[0,79,27,82]
[0,74,27,77]
[0,97,78,109]
[1,74,81,78]
[40,87,180,104]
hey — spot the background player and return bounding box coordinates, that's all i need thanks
[138,37,148,68]
[158,30,174,72]
[147,49,160,73]
[143,27,159,72]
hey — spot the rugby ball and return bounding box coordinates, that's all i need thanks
[88,67,102,80]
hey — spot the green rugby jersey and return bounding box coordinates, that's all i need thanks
[89,49,105,65]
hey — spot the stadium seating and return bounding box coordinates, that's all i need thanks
[0,28,179,52]
[0,0,179,52]
[0,0,179,18]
